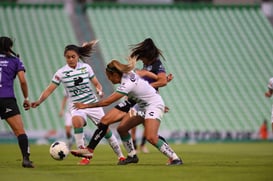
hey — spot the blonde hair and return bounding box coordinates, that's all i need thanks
[107,56,137,74]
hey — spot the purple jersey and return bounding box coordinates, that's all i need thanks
[142,59,166,90]
[0,54,25,98]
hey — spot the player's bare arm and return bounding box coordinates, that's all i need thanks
[74,92,124,109]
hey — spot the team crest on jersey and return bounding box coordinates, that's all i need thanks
[79,67,87,73]
[54,75,60,81]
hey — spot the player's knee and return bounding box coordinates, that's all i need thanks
[117,125,126,135]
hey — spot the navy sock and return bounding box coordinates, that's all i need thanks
[88,123,108,149]
[18,134,29,158]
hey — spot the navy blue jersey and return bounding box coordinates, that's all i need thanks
[0,54,25,98]
[142,58,166,89]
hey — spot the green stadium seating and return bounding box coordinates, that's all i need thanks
[0,4,78,133]
[1,3,273,139]
[86,4,273,133]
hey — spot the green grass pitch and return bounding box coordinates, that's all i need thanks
[0,142,272,181]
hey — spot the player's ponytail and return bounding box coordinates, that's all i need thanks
[130,38,165,61]
[64,40,98,63]
[107,56,137,74]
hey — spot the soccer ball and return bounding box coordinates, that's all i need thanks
[49,141,69,160]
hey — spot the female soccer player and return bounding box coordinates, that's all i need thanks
[71,56,183,166]
[126,38,173,154]
[0,36,34,168]
[31,41,124,165]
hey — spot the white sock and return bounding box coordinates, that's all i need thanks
[74,133,85,149]
[121,136,137,157]
[158,141,179,160]
[105,132,124,159]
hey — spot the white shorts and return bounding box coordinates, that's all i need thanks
[70,107,105,126]
[64,111,72,126]
[140,104,165,122]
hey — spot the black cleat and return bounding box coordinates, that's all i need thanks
[22,157,34,168]
[117,155,139,165]
[167,158,183,166]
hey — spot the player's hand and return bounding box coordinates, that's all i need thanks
[164,106,170,113]
[31,101,41,108]
[97,90,104,98]
[74,102,88,109]
[23,100,31,111]
[167,73,174,83]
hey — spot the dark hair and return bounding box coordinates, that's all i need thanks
[130,38,165,62]
[0,36,19,57]
[64,40,98,62]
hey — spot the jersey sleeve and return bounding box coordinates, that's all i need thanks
[267,78,273,90]
[152,60,166,74]
[52,70,62,85]
[17,58,26,72]
[86,64,95,79]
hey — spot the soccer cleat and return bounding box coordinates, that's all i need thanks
[22,157,34,168]
[78,157,90,165]
[117,155,139,165]
[70,147,93,159]
[167,158,183,166]
[117,156,126,165]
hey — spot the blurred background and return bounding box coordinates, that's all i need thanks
[0,0,273,145]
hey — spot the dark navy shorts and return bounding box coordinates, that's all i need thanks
[114,99,136,113]
[0,98,20,120]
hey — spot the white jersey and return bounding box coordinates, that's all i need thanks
[52,62,98,105]
[52,62,104,124]
[116,71,165,109]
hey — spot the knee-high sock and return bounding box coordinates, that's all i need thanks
[120,133,136,157]
[74,127,85,148]
[155,139,179,160]
[18,134,30,158]
[104,131,124,158]
[87,123,108,149]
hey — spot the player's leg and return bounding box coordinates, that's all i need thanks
[117,115,144,165]
[88,108,126,149]
[91,106,126,162]
[144,118,182,165]
[72,115,86,149]
[131,126,137,150]
[129,108,137,149]
[6,114,34,168]
[139,131,149,153]
[64,112,73,149]
[71,115,90,165]
[70,108,126,159]
[104,128,125,162]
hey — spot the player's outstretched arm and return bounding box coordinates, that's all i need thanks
[74,92,124,109]
[31,83,58,108]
